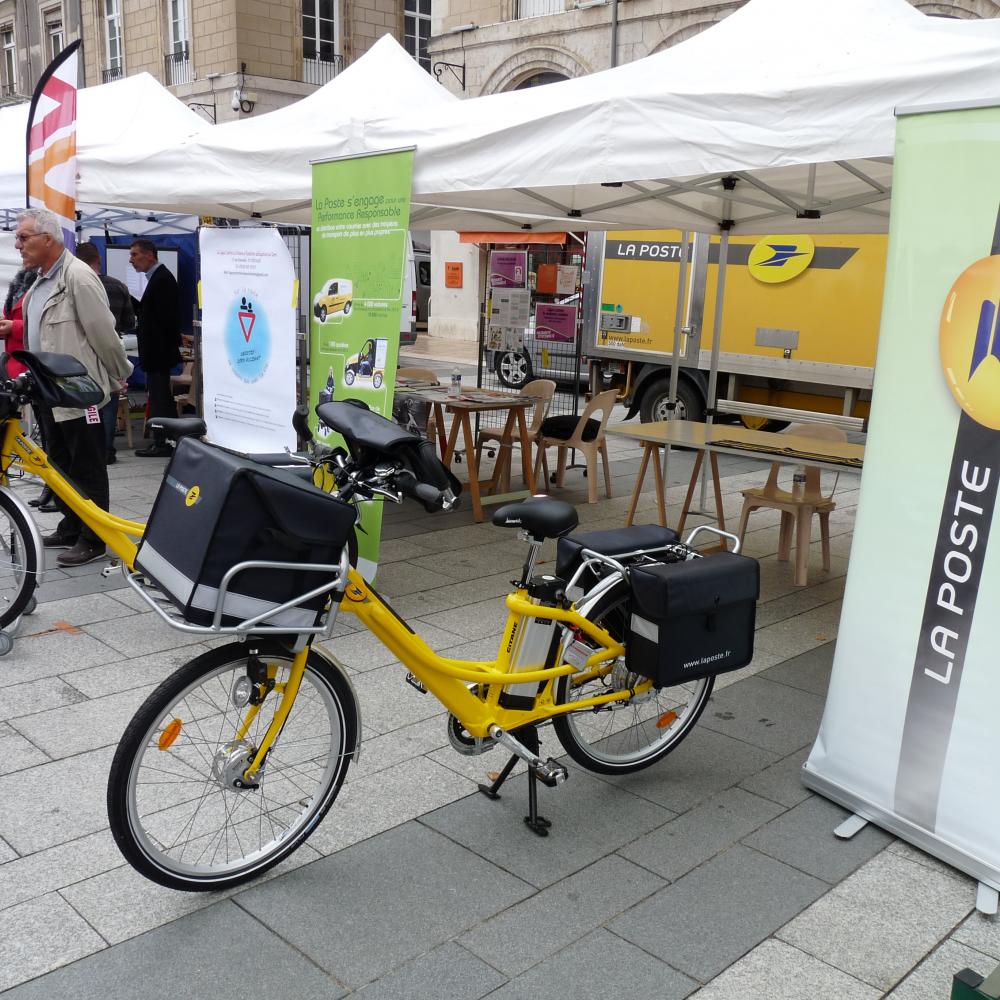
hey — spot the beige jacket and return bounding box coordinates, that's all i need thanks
[24,252,132,422]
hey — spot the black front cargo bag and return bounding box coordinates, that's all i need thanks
[627,552,759,686]
[135,437,357,628]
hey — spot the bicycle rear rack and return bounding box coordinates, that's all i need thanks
[122,551,350,642]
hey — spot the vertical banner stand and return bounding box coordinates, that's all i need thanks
[309,147,415,580]
[805,102,1000,929]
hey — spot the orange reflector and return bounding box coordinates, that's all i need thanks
[159,719,183,750]
[655,711,679,729]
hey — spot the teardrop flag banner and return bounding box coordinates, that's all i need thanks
[26,39,80,248]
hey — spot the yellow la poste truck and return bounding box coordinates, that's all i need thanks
[582,230,886,427]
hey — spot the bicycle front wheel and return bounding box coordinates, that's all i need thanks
[553,582,714,775]
[0,489,39,629]
[108,640,357,891]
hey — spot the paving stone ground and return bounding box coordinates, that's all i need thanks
[0,371,993,999]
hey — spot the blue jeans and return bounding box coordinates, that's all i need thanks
[99,391,119,457]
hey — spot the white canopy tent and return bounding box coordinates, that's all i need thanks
[374,0,1000,234]
[0,72,207,214]
[79,35,458,222]
[69,0,1000,235]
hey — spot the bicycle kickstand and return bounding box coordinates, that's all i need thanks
[477,725,567,837]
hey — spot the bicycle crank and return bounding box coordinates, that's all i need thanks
[447,714,498,756]
[489,726,568,787]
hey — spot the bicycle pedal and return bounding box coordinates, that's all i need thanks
[530,759,568,788]
[404,672,428,694]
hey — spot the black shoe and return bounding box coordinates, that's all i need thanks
[135,444,173,458]
[106,451,117,465]
[42,531,78,549]
[57,538,107,567]
[29,487,54,508]
[38,498,60,513]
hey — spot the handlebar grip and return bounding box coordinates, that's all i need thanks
[395,470,448,510]
[292,404,313,443]
[415,482,445,507]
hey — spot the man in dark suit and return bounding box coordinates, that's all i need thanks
[129,238,181,457]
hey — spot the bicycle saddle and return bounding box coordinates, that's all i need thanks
[492,497,578,540]
[149,416,207,440]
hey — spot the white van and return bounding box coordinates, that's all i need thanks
[400,234,417,346]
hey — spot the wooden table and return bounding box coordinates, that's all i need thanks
[608,420,865,532]
[396,385,536,522]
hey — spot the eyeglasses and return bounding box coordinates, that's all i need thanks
[13,232,43,245]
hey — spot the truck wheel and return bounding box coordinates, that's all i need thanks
[495,350,532,389]
[639,378,703,423]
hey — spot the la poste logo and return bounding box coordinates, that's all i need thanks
[940,255,1000,430]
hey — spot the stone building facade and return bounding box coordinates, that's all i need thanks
[429,0,1000,97]
[424,0,1000,340]
[0,0,82,102]
[0,0,415,121]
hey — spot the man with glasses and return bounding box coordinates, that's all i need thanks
[17,208,131,566]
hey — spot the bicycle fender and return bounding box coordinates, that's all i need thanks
[308,643,364,763]
[0,485,46,587]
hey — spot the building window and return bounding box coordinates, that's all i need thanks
[404,0,431,72]
[516,0,565,17]
[302,0,340,85]
[103,0,124,81]
[164,0,191,85]
[515,72,567,89]
[43,7,63,62]
[1,25,16,96]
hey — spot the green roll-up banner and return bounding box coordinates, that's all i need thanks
[310,148,414,581]
[804,103,1000,889]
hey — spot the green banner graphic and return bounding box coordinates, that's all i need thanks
[310,148,414,581]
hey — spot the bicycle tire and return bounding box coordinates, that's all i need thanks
[108,640,357,891]
[553,580,714,775]
[0,490,39,629]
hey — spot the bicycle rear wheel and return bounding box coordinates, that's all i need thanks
[553,581,714,775]
[0,490,39,629]
[107,640,357,891]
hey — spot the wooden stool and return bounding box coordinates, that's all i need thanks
[116,396,135,448]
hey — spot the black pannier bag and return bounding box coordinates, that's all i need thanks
[627,552,759,686]
[135,437,357,628]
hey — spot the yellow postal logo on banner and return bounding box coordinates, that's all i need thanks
[747,235,815,284]
[940,255,1000,430]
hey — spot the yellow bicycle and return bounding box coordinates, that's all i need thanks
[0,355,749,892]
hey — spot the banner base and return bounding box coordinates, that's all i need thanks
[977,882,999,916]
[952,965,1000,1000]
[802,763,1000,892]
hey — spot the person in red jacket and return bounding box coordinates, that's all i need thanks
[1,266,53,509]
[1,266,38,376]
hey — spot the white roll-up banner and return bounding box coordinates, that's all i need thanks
[805,101,1000,886]
[199,226,298,453]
